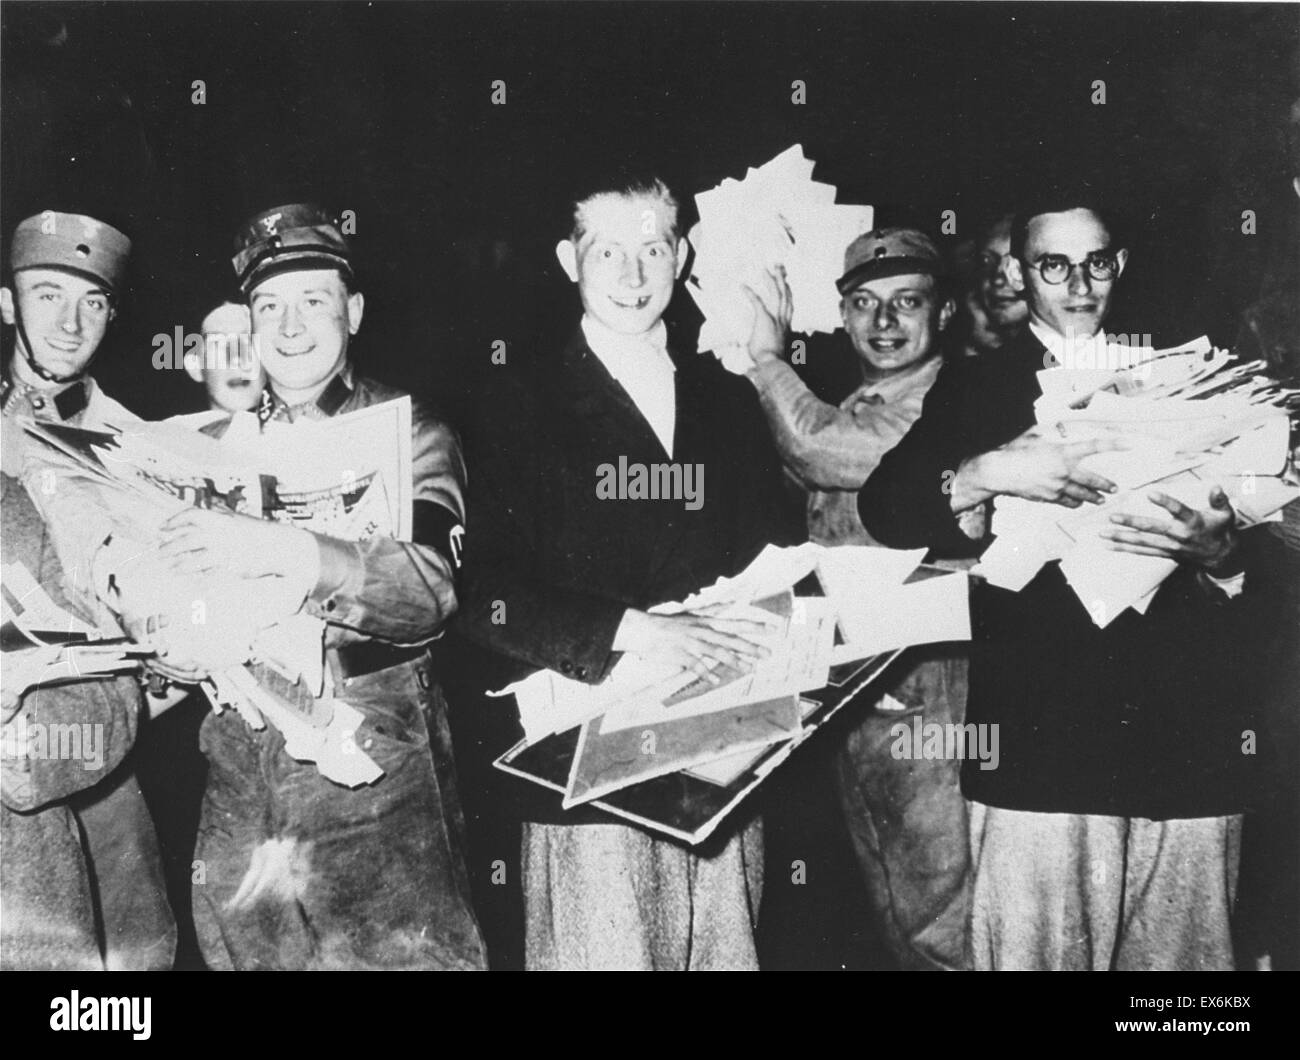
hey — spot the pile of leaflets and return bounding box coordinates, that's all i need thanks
[15,399,414,786]
[978,339,1300,627]
[494,543,970,842]
[686,144,874,374]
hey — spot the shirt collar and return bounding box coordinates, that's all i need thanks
[852,354,943,404]
[1030,318,1104,367]
[581,315,673,380]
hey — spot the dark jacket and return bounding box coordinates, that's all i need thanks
[858,329,1274,819]
[453,326,799,824]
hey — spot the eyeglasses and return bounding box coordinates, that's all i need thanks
[1031,251,1120,285]
[977,250,1012,277]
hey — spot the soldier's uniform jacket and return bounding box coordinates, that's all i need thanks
[1,370,138,432]
[0,472,142,971]
[203,363,465,660]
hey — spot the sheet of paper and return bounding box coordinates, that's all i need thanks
[563,693,802,807]
[600,595,835,733]
[688,144,874,370]
[831,571,971,661]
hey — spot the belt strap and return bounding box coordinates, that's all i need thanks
[331,641,427,680]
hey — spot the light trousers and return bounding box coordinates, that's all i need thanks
[968,801,1241,970]
[522,819,763,970]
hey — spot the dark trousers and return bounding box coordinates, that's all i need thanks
[833,645,973,971]
[70,759,177,971]
[192,658,486,970]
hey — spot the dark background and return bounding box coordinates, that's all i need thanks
[3,0,1298,971]
[3,1,1298,419]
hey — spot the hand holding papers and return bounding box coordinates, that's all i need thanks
[16,398,416,785]
[976,341,1300,626]
[1,561,147,712]
[495,544,971,833]
[687,144,874,373]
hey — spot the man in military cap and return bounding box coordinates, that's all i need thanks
[143,203,485,969]
[744,227,973,970]
[0,209,176,972]
[1,210,136,428]
[747,227,956,547]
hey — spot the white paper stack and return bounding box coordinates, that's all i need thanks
[976,340,1300,627]
[687,145,874,374]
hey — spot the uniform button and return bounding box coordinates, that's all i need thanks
[559,661,573,674]
[325,598,337,612]
[416,670,431,690]
[32,397,45,410]
[575,666,588,679]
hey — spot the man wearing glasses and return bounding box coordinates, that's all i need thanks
[857,198,1268,970]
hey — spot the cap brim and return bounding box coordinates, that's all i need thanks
[13,263,122,295]
[240,250,353,293]
[836,256,942,294]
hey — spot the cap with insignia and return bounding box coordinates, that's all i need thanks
[836,227,944,294]
[9,211,132,294]
[232,203,353,295]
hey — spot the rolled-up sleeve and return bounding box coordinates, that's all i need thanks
[749,359,930,491]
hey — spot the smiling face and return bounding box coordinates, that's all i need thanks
[977,217,1029,330]
[556,193,684,336]
[247,269,363,396]
[840,272,952,377]
[1018,208,1127,340]
[1,269,113,382]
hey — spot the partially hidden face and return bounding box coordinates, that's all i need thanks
[557,193,683,336]
[1,268,113,379]
[977,219,1029,330]
[247,269,363,393]
[192,303,265,413]
[1016,207,1127,341]
[840,272,952,375]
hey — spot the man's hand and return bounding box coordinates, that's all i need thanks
[1100,486,1240,572]
[612,606,781,684]
[742,265,792,368]
[951,429,1121,511]
[159,509,316,580]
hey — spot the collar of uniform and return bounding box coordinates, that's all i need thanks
[0,361,91,421]
[847,353,942,408]
[261,363,355,423]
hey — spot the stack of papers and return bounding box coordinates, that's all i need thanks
[494,543,970,807]
[977,340,1300,627]
[18,399,418,787]
[1,561,148,698]
[686,145,874,374]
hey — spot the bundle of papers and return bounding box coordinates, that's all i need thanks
[977,339,1300,627]
[686,144,874,374]
[1,561,148,701]
[16,399,417,787]
[493,543,970,805]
